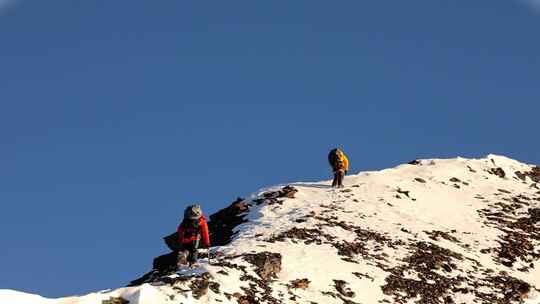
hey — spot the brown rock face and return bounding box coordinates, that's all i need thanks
[515,166,540,183]
[489,167,506,178]
[243,252,282,280]
[189,273,212,299]
[102,297,129,304]
[152,251,179,272]
[208,197,250,246]
[334,280,355,298]
[531,167,540,182]
[209,186,298,246]
[289,278,310,289]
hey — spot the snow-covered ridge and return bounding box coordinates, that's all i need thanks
[2,154,540,304]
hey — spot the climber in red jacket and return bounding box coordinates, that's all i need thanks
[177,204,211,267]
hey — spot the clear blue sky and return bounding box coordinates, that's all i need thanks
[1,0,539,298]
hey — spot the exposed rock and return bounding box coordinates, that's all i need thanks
[152,251,178,272]
[243,252,282,280]
[335,241,369,258]
[334,280,355,298]
[381,242,464,304]
[289,278,310,289]
[102,297,129,304]
[424,230,460,243]
[252,186,298,206]
[234,293,257,304]
[261,186,298,200]
[209,281,220,294]
[414,177,426,183]
[352,272,374,281]
[396,188,410,198]
[189,273,211,299]
[267,227,332,245]
[476,274,531,303]
[489,167,506,178]
[516,171,528,181]
[208,197,250,246]
[530,167,540,182]
[478,192,540,269]
[515,166,540,183]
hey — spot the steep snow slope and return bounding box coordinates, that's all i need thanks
[2,155,539,304]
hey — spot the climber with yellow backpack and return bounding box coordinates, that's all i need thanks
[328,148,349,188]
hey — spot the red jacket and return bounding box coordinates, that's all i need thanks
[177,216,210,248]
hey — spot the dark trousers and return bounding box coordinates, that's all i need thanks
[179,239,199,265]
[332,170,345,187]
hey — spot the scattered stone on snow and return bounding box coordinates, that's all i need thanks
[267,227,333,245]
[243,251,282,280]
[289,278,310,289]
[334,280,355,298]
[424,230,460,243]
[381,241,465,304]
[102,297,129,304]
[396,188,411,198]
[515,166,540,183]
[467,165,477,173]
[189,273,212,299]
[489,167,506,178]
[475,274,532,304]
[261,185,299,200]
[478,191,540,269]
[352,272,374,281]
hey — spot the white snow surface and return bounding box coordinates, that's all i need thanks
[2,155,540,304]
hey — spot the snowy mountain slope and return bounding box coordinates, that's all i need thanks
[2,154,539,304]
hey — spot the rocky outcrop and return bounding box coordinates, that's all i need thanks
[209,186,298,246]
[515,166,540,183]
[243,252,282,280]
[254,185,298,206]
[489,167,506,178]
[208,197,250,247]
[189,273,212,299]
[102,297,129,304]
[289,278,310,290]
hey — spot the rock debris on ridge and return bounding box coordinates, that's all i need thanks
[3,154,540,304]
